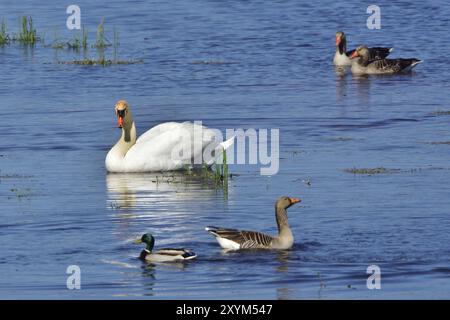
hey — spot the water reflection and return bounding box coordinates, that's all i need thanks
[352,74,371,105]
[141,263,156,297]
[106,172,222,211]
[275,250,292,273]
[275,251,296,299]
[140,259,194,297]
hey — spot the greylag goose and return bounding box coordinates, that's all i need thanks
[205,196,301,250]
[134,233,197,262]
[350,46,422,74]
[334,31,393,66]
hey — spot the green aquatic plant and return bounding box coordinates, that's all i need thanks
[95,18,110,48]
[67,35,81,50]
[82,27,88,49]
[0,20,10,45]
[66,27,87,50]
[199,148,230,195]
[50,29,65,49]
[17,16,37,44]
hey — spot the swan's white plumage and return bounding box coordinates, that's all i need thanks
[106,121,229,172]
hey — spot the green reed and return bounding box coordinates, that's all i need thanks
[17,16,37,44]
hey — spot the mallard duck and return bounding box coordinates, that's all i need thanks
[334,31,393,66]
[205,196,301,251]
[105,100,234,172]
[350,46,422,74]
[134,233,197,262]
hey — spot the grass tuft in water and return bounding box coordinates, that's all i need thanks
[95,18,111,48]
[17,16,37,44]
[82,27,88,49]
[67,27,88,50]
[0,20,10,45]
[197,148,230,195]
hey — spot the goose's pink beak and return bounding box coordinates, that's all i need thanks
[350,51,359,59]
[336,37,341,46]
[289,197,301,204]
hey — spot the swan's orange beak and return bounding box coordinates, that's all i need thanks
[289,197,301,204]
[336,36,341,46]
[350,51,359,59]
[117,116,124,128]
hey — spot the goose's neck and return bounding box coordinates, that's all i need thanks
[275,206,292,238]
[337,38,347,55]
[357,55,370,67]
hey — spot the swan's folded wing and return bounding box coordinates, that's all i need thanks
[126,123,216,171]
[136,122,182,144]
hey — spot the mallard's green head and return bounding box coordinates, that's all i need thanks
[134,233,155,251]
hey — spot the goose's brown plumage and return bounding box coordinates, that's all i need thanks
[205,227,275,249]
[350,46,422,74]
[334,31,393,66]
[205,196,301,250]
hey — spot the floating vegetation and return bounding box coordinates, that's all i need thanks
[10,187,33,200]
[182,149,231,193]
[430,110,450,116]
[46,28,65,49]
[427,141,450,145]
[0,174,34,180]
[16,16,38,44]
[1,16,140,67]
[330,137,354,142]
[67,27,88,50]
[57,58,143,66]
[0,20,10,45]
[344,167,402,175]
[343,166,450,175]
[191,60,238,65]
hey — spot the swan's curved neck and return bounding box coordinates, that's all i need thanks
[113,122,137,157]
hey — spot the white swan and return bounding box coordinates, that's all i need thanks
[105,100,233,172]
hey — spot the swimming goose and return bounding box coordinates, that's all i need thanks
[105,100,234,172]
[134,233,197,262]
[205,196,301,251]
[350,46,422,74]
[334,31,393,66]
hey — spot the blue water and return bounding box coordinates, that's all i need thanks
[1,0,450,299]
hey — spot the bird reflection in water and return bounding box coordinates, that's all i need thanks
[334,66,350,104]
[106,172,223,212]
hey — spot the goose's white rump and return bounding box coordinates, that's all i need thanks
[105,101,234,173]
